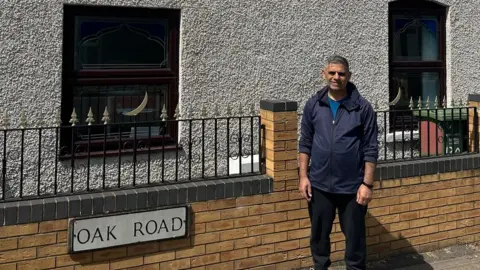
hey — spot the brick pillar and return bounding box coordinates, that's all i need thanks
[260,100,299,191]
[468,94,480,152]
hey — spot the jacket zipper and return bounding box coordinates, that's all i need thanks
[329,107,343,191]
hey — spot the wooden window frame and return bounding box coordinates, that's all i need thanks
[388,0,447,131]
[61,4,180,156]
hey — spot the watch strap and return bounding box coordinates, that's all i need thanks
[362,181,373,189]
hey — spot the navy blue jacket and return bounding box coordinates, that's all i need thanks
[299,82,379,194]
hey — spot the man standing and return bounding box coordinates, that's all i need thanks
[299,55,378,270]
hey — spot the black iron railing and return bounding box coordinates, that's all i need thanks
[0,115,265,201]
[377,106,478,162]
[298,106,479,163]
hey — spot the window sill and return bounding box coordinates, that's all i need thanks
[58,144,183,161]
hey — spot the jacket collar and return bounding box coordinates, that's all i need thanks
[317,82,360,111]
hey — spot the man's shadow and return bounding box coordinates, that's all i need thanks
[328,213,435,270]
[364,214,435,270]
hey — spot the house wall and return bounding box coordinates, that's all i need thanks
[2,0,480,120]
[2,0,480,195]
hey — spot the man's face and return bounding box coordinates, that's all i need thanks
[322,63,351,91]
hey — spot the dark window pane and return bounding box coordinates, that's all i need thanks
[72,84,168,141]
[390,72,440,108]
[75,17,168,69]
[393,15,439,61]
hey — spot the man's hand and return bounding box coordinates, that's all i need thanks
[299,176,312,202]
[357,184,372,206]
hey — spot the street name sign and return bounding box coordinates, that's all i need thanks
[68,206,188,253]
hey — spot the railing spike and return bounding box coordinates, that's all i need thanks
[101,107,110,125]
[86,107,95,126]
[69,108,79,127]
[425,96,430,109]
[451,98,456,108]
[20,112,27,129]
[201,105,207,118]
[443,96,447,108]
[409,97,414,110]
[1,111,9,130]
[417,96,422,109]
[373,99,379,111]
[160,104,168,121]
[434,96,438,109]
[173,103,181,120]
[250,103,255,115]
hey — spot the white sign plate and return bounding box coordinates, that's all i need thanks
[68,206,188,253]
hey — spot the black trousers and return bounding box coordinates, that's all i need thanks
[308,187,368,270]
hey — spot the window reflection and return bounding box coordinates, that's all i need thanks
[393,16,439,61]
[75,17,168,69]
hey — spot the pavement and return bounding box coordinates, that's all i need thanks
[324,243,480,270]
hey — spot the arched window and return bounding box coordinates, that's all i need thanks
[389,0,446,129]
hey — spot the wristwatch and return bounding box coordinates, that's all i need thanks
[362,181,373,189]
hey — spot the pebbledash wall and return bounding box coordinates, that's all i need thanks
[2,0,480,197]
[2,100,480,269]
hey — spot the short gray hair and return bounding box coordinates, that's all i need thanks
[326,55,350,72]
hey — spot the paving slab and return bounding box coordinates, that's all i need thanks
[326,243,480,270]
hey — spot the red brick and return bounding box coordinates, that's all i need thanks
[274,220,299,232]
[275,201,301,212]
[17,257,55,270]
[235,256,263,270]
[206,241,234,254]
[262,232,288,244]
[262,252,288,264]
[144,251,175,264]
[234,217,259,228]
[195,232,220,244]
[0,238,17,251]
[249,204,275,216]
[221,248,248,261]
[237,195,263,206]
[110,256,143,270]
[0,224,38,238]
[207,198,236,210]
[234,237,262,249]
[249,225,275,236]
[176,246,206,259]
[93,247,126,262]
[275,240,300,252]
[191,253,221,267]
[262,212,288,223]
[39,220,67,233]
[206,220,234,232]
[220,208,249,219]
[160,258,190,270]
[249,244,275,256]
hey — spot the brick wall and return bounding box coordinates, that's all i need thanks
[1,169,480,269]
[1,100,480,269]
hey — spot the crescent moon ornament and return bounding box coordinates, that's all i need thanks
[389,86,402,106]
[123,91,148,116]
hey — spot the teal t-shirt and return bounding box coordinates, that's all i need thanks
[328,96,346,120]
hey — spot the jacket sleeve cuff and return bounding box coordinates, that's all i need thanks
[364,156,377,164]
[298,145,311,155]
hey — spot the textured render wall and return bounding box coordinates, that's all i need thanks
[1,0,480,194]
